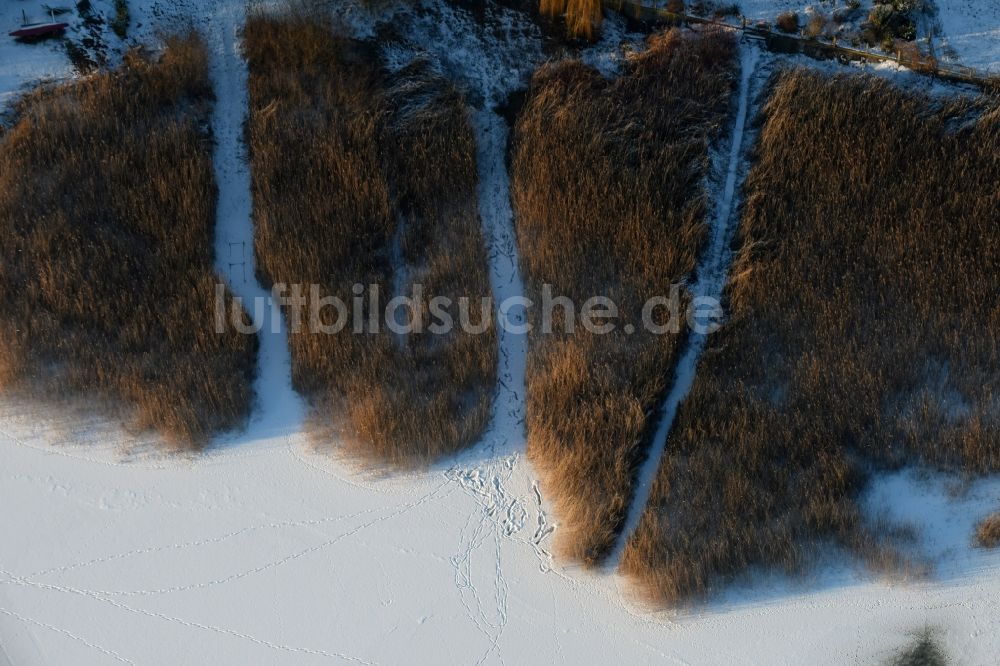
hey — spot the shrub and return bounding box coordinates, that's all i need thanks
[539,0,603,40]
[895,40,937,73]
[0,33,257,446]
[865,3,918,46]
[244,12,497,467]
[804,13,827,39]
[869,3,895,28]
[715,3,741,17]
[666,0,685,14]
[776,11,799,33]
[896,19,917,41]
[888,629,948,666]
[690,1,740,16]
[621,69,1000,604]
[111,0,130,39]
[511,29,737,565]
[975,512,1000,548]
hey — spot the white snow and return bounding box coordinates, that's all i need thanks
[0,2,73,109]
[711,0,1000,72]
[936,0,1000,72]
[2,416,1000,665]
[372,0,543,107]
[581,12,645,78]
[2,1,1000,664]
[867,470,1000,576]
[208,1,306,448]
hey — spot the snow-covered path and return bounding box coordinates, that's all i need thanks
[470,109,528,469]
[609,44,763,567]
[209,4,305,447]
[436,108,533,666]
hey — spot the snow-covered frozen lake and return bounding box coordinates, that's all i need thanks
[3,396,1000,665]
[2,1,1000,664]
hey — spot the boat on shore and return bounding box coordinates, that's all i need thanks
[9,10,69,40]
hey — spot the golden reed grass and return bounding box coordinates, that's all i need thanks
[0,34,257,446]
[540,0,604,40]
[244,12,497,467]
[622,69,1000,605]
[977,512,1000,549]
[511,29,737,564]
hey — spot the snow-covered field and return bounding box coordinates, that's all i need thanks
[2,1,1000,664]
[937,0,1000,71]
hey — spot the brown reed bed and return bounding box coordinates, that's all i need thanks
[510,28,737,564]
[0,34,257,446]
[621,68,1000,605]
[244,12,497,467]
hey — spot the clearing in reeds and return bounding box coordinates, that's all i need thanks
[244,13,497,467]
[0,34,257,446]
[621,68,1000,605]
[510,29,737,564]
